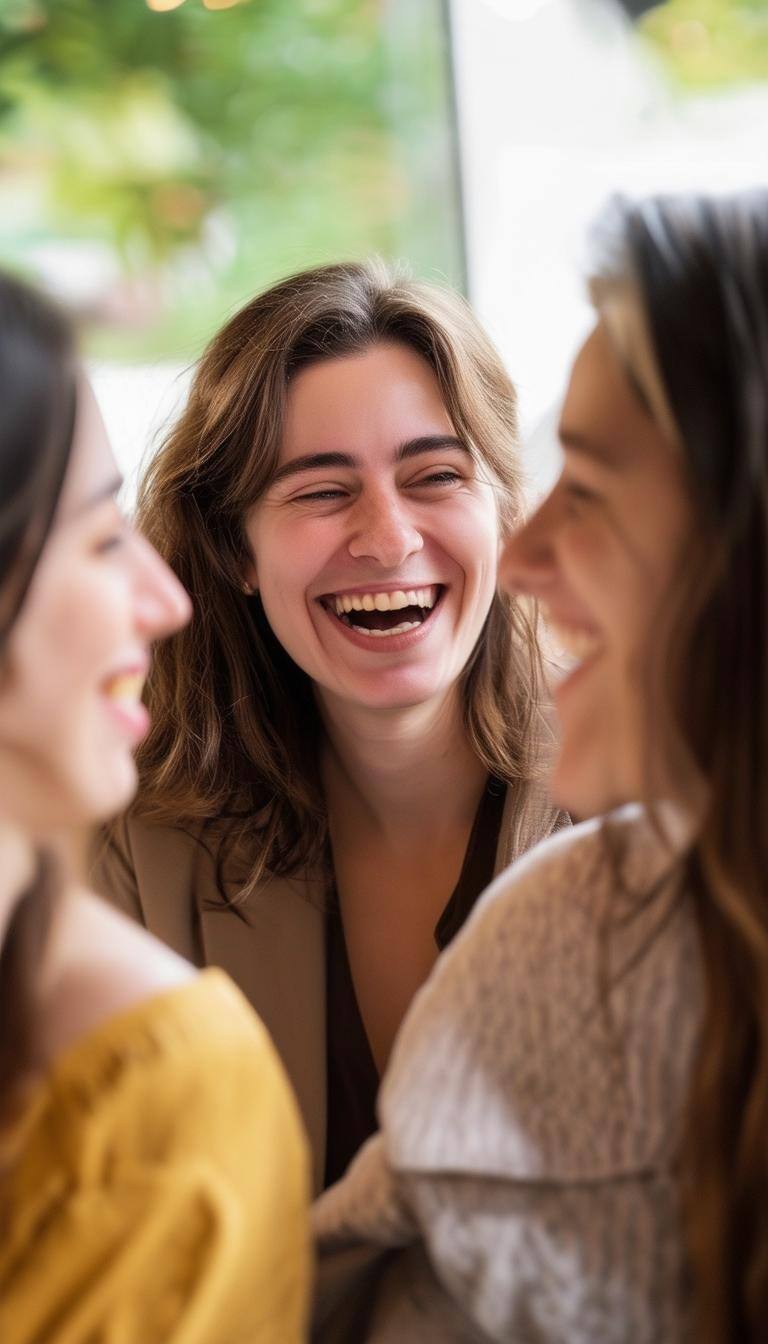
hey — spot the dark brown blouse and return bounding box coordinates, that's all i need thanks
[324,778,507,1187]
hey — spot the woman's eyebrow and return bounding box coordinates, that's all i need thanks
[271,435,469,486]
[70,473,125,518]
[271,452,355,485]
[397,435,469,461]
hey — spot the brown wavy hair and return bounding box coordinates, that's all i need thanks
[590,191,768,1342]
[130,259,548,894]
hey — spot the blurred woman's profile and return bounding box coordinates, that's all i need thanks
[313,188,768,1344]
[0,271,310,1344]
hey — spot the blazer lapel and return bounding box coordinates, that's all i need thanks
[199,870,328,1194]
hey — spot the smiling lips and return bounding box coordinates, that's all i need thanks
[322,584,441,638]
[100,668,151,743]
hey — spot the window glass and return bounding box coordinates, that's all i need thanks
[450,0,768,496]
[0,0,462,494]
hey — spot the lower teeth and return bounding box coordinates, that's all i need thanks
[349,620,421,637]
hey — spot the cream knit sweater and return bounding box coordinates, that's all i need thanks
[313,807,702,1343]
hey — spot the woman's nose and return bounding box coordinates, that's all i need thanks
[499,493,557,599]
[131,532,192,639]
[347,492,423,568]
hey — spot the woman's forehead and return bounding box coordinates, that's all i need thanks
[57,376,119,521]
[560,324,664,467]
[281,344,452,457]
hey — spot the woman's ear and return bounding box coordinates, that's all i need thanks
[241,558,258,595]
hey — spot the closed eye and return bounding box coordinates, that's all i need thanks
[565,482,595,501]
[561,473,598,506]
[292,487,349,502]
[94,533,126,554]
[92,506,130,554]
[410,470,464,488]
[289,468,465,503]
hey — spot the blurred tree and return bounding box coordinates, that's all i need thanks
[640,0,768,89]
[0,0,392,267]
[0,0,461,357]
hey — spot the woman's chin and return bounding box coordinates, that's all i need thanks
[550,751,621,822]
[79,755,139,827]
[319,669,454,716]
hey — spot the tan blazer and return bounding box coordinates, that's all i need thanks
[92,782,565,1194]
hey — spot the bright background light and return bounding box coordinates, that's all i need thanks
[3,0,766,505]
[450,0,768,496]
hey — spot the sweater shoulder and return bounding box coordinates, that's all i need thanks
[381,806,700,1179]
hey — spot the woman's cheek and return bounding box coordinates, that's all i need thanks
[558,522,609,588]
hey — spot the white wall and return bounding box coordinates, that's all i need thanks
[450,0,768,496]
[88,361,191,513]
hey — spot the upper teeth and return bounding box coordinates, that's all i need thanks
[104,673,144,704]
[545,618,601,664]
[332,586,438,616]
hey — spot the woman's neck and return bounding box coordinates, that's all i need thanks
[319,689,488,845]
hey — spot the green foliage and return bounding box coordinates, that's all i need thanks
[0,0,461,357]
[640,0,768,90]
[0,0,391,266]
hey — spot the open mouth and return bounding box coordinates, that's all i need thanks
[99,667,150,743]
[101,671,145,707]
[543,613,604,683]
[320,584,444,639]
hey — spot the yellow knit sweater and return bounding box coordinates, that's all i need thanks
[0,970,310,1343]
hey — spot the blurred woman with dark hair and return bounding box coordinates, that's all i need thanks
[312,189,768,1343]
[93,259,566,1191]
[0,272,310,1343]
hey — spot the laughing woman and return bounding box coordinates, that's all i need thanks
[312,190,768,1343]
[93,261,565,1191]
[0,273,310,1343]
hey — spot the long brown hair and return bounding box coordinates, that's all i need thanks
[130,259,547,894]
[0,271,76,1105]
[590,191,768,1342]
